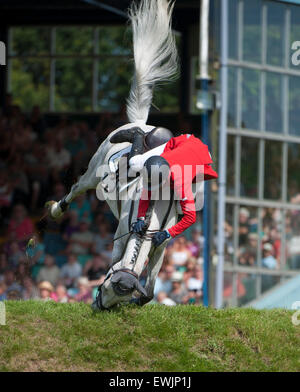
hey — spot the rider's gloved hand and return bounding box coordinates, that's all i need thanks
[132,218,146,234]
[152,230,171,247]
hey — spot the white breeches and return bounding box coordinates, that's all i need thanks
[128,143,167,177]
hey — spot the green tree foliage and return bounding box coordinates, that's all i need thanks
[9,26,180,113]
[11,59,50,112]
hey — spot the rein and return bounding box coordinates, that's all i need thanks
[113,226,162,242]
[113,189,175,243]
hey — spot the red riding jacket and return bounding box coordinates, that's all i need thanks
[137,134,218,237]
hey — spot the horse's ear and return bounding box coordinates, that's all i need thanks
[134,281,147,297]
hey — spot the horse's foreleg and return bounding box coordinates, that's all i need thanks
[138,247,165,305]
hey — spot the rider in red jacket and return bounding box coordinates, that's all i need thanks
[133,134,218,245]
[111,127,218,246]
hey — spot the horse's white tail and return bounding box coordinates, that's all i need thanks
[126,0,178,124]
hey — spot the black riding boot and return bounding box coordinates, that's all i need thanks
[110,126,145,160]
[129,130,145,160]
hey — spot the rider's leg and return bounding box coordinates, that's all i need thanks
[109,126,144,143]
[129,130,145,160]
[128,142,167,175]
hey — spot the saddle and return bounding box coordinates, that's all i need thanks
[108,145,131,174]
[110,126,174,156]
[100,145,140,195]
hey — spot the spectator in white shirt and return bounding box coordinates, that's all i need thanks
[156,291,176,306]
[154,265,175,298]
[60,253,82,288]
[47,137,71,171]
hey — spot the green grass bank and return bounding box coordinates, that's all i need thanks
[0,301,299,372]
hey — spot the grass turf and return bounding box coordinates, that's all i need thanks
[0,301,299,372]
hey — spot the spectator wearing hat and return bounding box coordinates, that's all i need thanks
[38,281,54,301]
[262,243,277,269]
[169,272,188,304]
[74,277,93,304]
[186,265,203,304]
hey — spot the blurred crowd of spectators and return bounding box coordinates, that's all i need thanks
[222,205,300,305]
[0,94,205,305]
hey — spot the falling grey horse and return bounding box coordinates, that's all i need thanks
[46,0,180,309]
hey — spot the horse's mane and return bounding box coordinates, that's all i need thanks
[126,0,178,124]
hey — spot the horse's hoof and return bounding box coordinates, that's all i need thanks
[45,200,63,220]
[129,298,141,306]
[91,299,109,312]
[91,301,101,312]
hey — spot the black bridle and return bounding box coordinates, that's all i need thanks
[94,267,141,310]
[113,188,174,243]
[113,225,162,242]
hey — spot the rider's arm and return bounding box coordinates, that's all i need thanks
[137,187,197,237]
[137,188,151,219]
[168,178,196,238]
[168,198,196,237]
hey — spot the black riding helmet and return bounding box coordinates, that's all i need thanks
[142,155,170,191]
[144,127,174,150]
